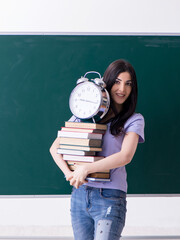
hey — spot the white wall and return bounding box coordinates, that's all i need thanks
[0,0,180,34]
[0,0,180,237]
[0,196,180,237]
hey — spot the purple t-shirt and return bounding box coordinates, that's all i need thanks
[68,113,145,192]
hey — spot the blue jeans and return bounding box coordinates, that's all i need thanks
[70,185,127,240]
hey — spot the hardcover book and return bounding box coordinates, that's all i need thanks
[65,121,107,130]
[61,127,105,134]
[57,130,103,140]
[59,137,102,147]
[86,177,110,182]
[63,154,104,162]
[59,144,102,152]
[57,148,96,156]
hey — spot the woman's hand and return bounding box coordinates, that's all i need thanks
[69,164,88,189]
[65,171,74,182]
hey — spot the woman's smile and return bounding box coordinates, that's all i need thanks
[115,93,126,98]
[110,71,132,111]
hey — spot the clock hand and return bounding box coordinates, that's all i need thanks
[79,99,98,104]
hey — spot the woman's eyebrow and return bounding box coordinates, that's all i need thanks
[116,78,132,82]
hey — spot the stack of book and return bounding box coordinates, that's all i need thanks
[57,121,110,181]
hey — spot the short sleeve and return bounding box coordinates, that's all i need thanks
[124,113,145,143]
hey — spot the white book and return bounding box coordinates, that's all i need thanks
[59,144,102,152]
[58,130,103,140]
[63,154,104,162]
[57,148,95,156]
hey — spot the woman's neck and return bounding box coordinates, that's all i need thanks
[114,102,123,114]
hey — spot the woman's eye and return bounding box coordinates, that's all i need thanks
[115,79,120,84]
[126,82,132,86]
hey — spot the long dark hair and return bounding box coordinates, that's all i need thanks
[103,59,138,135]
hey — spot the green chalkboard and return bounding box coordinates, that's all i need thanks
[0,35,179,195]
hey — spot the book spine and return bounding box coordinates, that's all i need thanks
[59,137,102,147]
[57,148,96,156]
[86,177,110,182]
[57,131,102,140]
[63,155,104,162]
[61,127,105,134]
[59,145,102,152]
[65,122,107,130]
[88,173,110,178]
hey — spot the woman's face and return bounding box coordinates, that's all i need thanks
[110,71,132,112]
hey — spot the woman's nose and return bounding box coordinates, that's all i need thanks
[118,83,125,92]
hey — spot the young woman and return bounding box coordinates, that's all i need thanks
[50,59,145,240]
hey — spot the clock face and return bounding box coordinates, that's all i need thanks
[69,82,102,119]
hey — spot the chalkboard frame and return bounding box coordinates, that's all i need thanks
[0,35,180,195]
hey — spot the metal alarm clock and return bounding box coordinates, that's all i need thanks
[69,71,110,122]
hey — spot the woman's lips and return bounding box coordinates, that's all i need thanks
[116,93,125,97]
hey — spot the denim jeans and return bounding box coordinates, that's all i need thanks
[70,185,127,240]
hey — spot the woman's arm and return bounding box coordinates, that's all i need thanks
[70,131,139,188]
[49,137,73,181]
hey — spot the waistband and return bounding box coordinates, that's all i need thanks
[81,185,126,198]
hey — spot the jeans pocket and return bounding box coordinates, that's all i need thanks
[100,188,126,201]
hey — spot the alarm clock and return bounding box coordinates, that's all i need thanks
[69,71,110,122]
